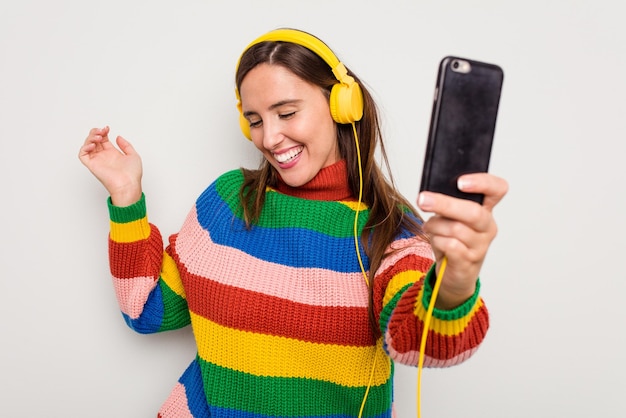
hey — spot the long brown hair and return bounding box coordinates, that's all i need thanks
[235,37,429,329]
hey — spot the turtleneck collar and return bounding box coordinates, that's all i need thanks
[274,159,355,201]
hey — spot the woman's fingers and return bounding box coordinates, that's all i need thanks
[457,173,509,211]
[418,191,492,234]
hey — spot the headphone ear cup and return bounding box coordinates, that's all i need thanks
[329,82,364,124]
[237,101,252,140]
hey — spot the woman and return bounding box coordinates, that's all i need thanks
[79,28,507,418]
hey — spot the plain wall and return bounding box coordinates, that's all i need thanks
[1,1,624,417]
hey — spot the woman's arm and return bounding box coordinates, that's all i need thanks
[374,237,488,367]
[108,195,190,333]
[80,126,190,333]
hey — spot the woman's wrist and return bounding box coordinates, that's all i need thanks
[434,284,476,310]
[110,187,143,207]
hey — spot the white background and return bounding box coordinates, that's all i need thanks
[1,1,624,417]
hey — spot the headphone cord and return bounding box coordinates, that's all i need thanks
[417,256,448,418]
[352,121,447,417]
[352,122,369,286]
[351,122,377,418]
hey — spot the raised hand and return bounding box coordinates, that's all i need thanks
[79,126,143,206]
[417,173,508,309]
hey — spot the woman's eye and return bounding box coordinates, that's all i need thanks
[249,119,262,128]
[279,111,296,120]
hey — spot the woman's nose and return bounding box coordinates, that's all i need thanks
[262,119,284,150]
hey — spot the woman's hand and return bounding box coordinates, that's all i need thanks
[78,126,143,206]
[417,173,508,309]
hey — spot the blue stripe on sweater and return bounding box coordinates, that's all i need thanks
[207,407,392,418]
[122,284,164,334]
[179,359,211,417]
[195,197,370,274]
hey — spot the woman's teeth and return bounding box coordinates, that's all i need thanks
[274,147,303,163]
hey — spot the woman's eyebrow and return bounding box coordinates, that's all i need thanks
[243,99,302,118]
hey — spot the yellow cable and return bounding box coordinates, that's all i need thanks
[351,122,376,417]
[358,349,378,417]
[416,256,448,418]
[352,122,368,286]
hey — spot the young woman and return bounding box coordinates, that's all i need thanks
[79,28,507,418]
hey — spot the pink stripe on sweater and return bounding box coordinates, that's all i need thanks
[158,383,193,418]
[378,237,434,273]
[385,331,479,367]
[174,207,369,308]
[112,276,157,319]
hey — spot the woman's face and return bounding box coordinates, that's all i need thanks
[239,63,339,187]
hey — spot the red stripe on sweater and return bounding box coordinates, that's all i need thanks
[372,253,433,322]
[386,282,489,359]
[180,267,377,347]
[108,224,164,280]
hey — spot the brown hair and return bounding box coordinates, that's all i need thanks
[235,38,428,330]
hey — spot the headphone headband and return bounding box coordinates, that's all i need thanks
[239,29,351,84]
[235,28,363,139]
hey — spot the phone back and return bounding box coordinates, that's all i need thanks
[420,56,504,204]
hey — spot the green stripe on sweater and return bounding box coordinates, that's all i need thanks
[107,193,147,224]
[198,356,392,416]
[215,170,369,237]
[158,279,191,331]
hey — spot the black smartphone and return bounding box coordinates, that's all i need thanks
[419,56,504,204]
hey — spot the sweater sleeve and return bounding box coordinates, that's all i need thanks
[107,194,190,334]
[374,237,489,367]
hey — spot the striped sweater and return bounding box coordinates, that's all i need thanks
[107,160,489,417]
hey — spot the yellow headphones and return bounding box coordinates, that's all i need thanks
[235,28,364,140]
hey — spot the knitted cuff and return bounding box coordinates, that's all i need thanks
[421,263,481,321]
[107,193,146,223]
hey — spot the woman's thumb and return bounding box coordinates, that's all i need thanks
[116,135,135,155]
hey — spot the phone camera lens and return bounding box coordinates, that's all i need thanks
[450,59,471,73]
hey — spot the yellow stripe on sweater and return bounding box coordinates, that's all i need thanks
[161,252,185,298]
[383,270,424,307]
[338,200,368,211]
[414,293,484,337]
[109,217,150,243]
[190,312,390,387]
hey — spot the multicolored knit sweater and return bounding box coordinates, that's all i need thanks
[107,160,489,417]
